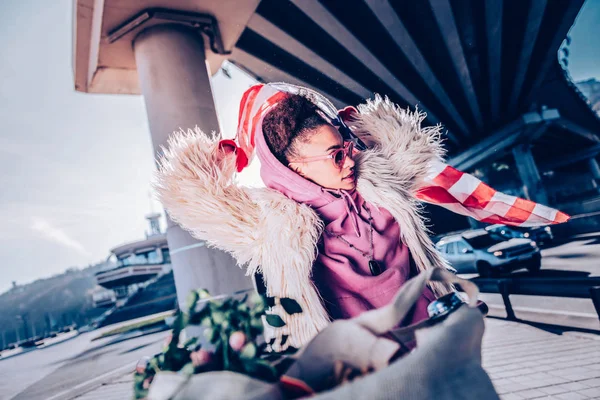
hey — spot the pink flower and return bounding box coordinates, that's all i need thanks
[142,377,152,390]
[135,356,150,374]
[229,331,246,351]
[190,349,212,367]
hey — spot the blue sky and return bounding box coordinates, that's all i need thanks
[0,0,598,293]
[565,0,600,82]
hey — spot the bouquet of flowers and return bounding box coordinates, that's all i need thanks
[133,289,302,399]
[133,268,498,400]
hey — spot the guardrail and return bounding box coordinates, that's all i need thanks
[467,276,600,321]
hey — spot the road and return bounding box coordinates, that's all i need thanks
[2,235,599,399]
[474,233,600,329]
[0,322,167,400]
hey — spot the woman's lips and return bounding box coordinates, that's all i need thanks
[343,171,355,181]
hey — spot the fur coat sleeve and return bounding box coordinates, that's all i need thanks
[153,129,330,351]
[352,95,454,296]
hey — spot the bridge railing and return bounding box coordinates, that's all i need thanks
[466,276,600,321]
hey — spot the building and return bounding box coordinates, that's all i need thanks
[94,213,172,311]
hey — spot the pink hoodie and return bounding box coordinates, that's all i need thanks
[255,124,436,329]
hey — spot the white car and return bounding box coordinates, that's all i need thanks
[435,230,541,277]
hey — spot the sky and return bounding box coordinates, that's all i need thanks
[565,0,600,82]
[0,0,598,293]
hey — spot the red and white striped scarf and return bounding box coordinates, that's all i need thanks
[225,83,569,227]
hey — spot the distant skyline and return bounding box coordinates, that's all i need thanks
[0,0,598,293]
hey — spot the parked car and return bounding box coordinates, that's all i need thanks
[435,230,541,277]
[485,224,553,247]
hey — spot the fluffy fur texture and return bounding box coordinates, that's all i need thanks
[154,96,454,350]
[352,95,454,297]
[154,129,330,350]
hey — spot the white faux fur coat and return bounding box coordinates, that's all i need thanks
[154,95,454,351]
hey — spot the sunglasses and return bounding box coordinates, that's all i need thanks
[289,141,354,170]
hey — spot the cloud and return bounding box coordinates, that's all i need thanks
[31,217,91,256]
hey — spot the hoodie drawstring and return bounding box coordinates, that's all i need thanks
[324,189,362,237]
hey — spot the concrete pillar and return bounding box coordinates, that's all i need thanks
[512,143,549,204]
[134,25,252,308]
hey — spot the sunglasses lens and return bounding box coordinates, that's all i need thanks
[334,149,346,167]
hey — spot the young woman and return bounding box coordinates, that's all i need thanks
[155,83,567,351]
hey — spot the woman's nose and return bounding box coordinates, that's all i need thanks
[343,153,355,169]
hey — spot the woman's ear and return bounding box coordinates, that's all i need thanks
[290,163,307,178]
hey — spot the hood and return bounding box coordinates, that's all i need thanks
[255,117,336,209]
[255,110,366,236]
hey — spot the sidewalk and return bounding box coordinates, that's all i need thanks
[483,319,600,399]
[71,373,134,400]
[67,318,600,400]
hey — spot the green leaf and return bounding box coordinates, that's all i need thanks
[212,311,225,325]
[240,342,257,359]
[188,307,208,325]
[252,302,265,315]
[280,298,302,315]
[280,335,289,347]
[210,329,220,344]
[264,296,276,307]
[221,334,230,370]
[250,318,264,331]
[197,289,211,299]
[249,292,263,305]
[186,291,199,311]
[149,357,160,373]
[180,362,195,376]
[265,314,285,328]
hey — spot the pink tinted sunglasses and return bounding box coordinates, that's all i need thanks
[289,141,354,170]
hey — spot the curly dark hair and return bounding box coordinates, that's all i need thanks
[262,94,329,165]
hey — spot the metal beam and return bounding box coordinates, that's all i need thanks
[450,122,524,171]
[508,0,548,115]
[364,0,471,136]
[523,108,558,143]
[450,109,559,171]
[290,0,459,145]
[484,0,502,122]
[429,0,483,130]
[228,48,347,108]
[523,0,585,107]
[552,118,600,144]
[247,14,372,99]
[540,144,600,171]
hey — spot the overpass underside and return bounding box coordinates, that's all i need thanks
[225,0,600,231]
[73,0,600,300]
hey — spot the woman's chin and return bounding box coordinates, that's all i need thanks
[340,179,357,190]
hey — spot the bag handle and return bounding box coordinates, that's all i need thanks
[354,267,479,335]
